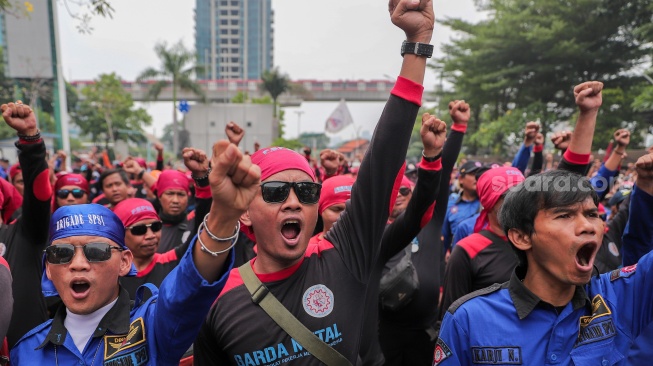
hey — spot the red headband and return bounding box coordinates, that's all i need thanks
[55,173,89,193]
[319,175,355,214]
[156,170,191,197]
[9,163,21,181]
[113,198,160,228]
[251,147,316,182]
[474,167,524,233]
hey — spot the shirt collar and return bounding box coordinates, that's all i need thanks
[37,287,132,349]
[508,265,589,320]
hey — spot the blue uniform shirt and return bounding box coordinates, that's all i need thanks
[11,237,234,366]
[435,193,653,366]
[442,193,480,251]
[451,213,479,248]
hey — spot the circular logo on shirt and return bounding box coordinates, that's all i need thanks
[450,206,458,215]
[0,242,5,257]
[302,284,334,318]
[608,242,619,257]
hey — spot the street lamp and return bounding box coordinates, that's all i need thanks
[294,110,305,140]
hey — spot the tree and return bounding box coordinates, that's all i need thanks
[436,0,653,155]
[260,68,290,138]
[70,73,151,149]
[136,40,205,158]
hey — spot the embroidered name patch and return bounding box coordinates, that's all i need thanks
[433,338,452,365]
[576,295,616,347]
[302,284,334,318]
[470,347,522,364]
[104,317,146,359]
[103,345,148,366]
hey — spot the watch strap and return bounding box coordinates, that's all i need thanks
[401,41,434,58]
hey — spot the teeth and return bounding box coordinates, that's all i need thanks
[284,220,299,225]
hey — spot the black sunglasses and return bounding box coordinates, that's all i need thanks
[399,187,412,196]
[126,221,163,236]
[44,242,123,264]
[57,188,85,199]
[261,181,321,204]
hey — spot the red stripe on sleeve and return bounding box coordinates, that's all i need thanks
[563,150,591,165]
[418,157,442,171]
[391,76,424,106]
[34,169,53,202]
[451,124,468,133]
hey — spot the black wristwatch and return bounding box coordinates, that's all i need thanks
[401,41,434,58]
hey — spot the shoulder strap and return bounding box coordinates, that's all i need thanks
[478,230,505,244]
[238,262,352,366]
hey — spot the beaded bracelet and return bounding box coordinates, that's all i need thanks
[197,221,238,257]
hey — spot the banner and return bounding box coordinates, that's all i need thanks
[324,99,354,133]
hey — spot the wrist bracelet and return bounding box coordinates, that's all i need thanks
[202,213,240,242]
[192,166,212,181]
[197,221,238,256]
[422,150,439,162]
[17,129,41,141]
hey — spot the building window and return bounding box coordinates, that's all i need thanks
[230,29,238,35]
[231,39,239,44]
[220,39,228,44]
[232,67,239,72]
[231,0,238,5]
[231,19,238,25]
[221,29,228,34]
[220,10,228,15]
[220,19,228,25]
[231,57,239,63]
[231,48,239,53]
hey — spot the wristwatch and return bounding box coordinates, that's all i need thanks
[401,41,434,58]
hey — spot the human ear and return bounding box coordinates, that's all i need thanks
[508,228,532,251]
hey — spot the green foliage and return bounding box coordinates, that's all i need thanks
[298,132,330,151]
[70,73,151,147]
[271,137,302,150]
[137,40,205,158]
[231,91,272,104]
[436,0,653,155]
[260,68,290,119]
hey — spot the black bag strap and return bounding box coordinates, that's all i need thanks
[478,229,505,245]
[238,262,352,366]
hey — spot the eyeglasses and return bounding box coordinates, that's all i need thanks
[260,181,322,204]
[57,188,85,199]
[44,242,123,264]
[126,221,163,236]
[399,187,412,196]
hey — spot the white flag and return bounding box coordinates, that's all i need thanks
[324,99,354,133]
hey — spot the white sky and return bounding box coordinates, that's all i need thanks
[57,0,485,141]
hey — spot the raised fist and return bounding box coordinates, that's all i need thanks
[448,100,470,125]
[613,129,630,148]
[320,149,340,173]
[388,0,434,43]
[420,112,446,157]
[574,81,603,113]
[209,140,260,220]
[122,158,142,175]
[153,142,164,153]
[534,133,544,146]
[182,147,209,177]
[551,131,572,151]
[225,121,245,146]
[524,122,540,145]
[635,153,653,195]
[1,101,37,135]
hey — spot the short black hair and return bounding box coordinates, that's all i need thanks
[99,169,130,189]
[499,170,599,266]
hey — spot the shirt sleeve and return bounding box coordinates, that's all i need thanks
[622,186,653,266]
[590,164,618,201]
[150,237,235,361]
[511,144,532,174]
[434,313,468,365]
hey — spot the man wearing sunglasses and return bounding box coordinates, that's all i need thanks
[194,1,435,364]
[0,101,54,349]
[53,174,89,211]
[11,148,239,365]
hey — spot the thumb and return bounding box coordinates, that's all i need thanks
[212,140,239,178]
[578,87,594,99]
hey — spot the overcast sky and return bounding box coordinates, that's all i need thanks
[57,0,485,141]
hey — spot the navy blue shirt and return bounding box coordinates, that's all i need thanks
[442,194,480,251]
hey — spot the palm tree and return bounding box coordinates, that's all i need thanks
[136,40,205,157]
[260,68,290,138]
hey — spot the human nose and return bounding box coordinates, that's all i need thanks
[576,214,597,236]
[282,186,302,210]
[68,246,91,270]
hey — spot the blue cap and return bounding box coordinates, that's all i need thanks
[42,204,137,297]
[608,188,632,207]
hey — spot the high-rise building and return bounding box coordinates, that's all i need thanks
[195,0,273,80]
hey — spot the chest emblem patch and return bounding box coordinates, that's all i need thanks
[302,284,334,318]
[104,317,146,359]
[576,295,616,347]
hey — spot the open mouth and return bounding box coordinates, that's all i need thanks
[576,243,597,268]
[281,220,301,241]
[71,280,90,294]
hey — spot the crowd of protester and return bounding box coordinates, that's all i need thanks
[0,0,653,365]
